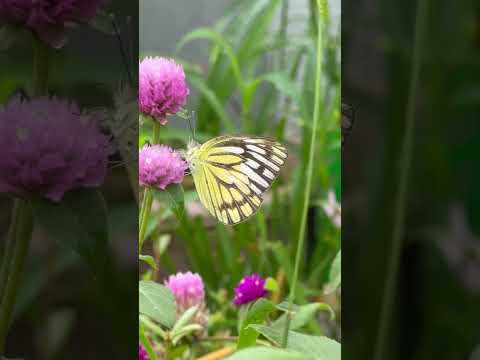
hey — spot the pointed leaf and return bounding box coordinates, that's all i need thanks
[139,281,177,329]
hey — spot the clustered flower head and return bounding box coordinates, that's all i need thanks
[138,344,148,360]
[0,0,105,48]
[0,96,109,202]
[164,271,209,327]
[234,273,267,306]
[139,57,189,124]
[139,144,187,190]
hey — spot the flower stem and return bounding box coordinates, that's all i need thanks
[139,121,161,252]
[0,200,34,355]
[33,39,49,96]
[281,0,324,348]
[0,201,21,303]
[373,1,428,359]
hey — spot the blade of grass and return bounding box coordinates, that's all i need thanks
[373,0,429,359]
[281,0,325,348]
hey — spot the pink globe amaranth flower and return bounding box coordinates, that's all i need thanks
[0,96,109,202]
[0,0,105,48]
[164,271,209,327]
[138,344,148,360]
[139,57,189,124]
[139,144,187,190]
[234,273,268,306]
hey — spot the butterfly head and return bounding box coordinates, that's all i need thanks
[184,139,201,170]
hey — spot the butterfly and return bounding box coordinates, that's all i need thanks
[185,136,287,225]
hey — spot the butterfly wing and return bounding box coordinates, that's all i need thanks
[191,136,287,225]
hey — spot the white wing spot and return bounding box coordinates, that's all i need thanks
[250,152,280,171]
[210,146,244,155]
[263,169,275,179]
[251,184,262,195]
[235,164,269,188]
[246,145,267,155]
[244,138,264,144]
[245,159,260,169]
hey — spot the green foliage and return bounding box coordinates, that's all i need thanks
[139,0,341,358]
[139,281,177,329]
[237,299,276,349]
[226,347,309,360]
[31,189,109,278]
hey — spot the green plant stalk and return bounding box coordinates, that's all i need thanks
[373,1,429,359]
[33,39,49,96]
[281,0,324,348]
[139,121,161,252]
[0,200,34,354]
[0,201,20,302]
[0,37,49,356]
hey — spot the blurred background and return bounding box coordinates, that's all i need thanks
[140,0,342,357]
[0,2,138,359]
[343,0,480,359]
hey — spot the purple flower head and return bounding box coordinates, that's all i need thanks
[0,96,109,202]
[165,271,205,310]
[139,144,187,190]
[164,271,209,328]
[139,57,189,124]
[0,0,105,48]
[138,344,148,360]
[234,273,267,306]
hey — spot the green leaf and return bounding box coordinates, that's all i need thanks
[139,324,159,360]
[89,10,115,35]
[185,72,236,132]
[139,281,177,329]
[264,277,279,292]
[250,325,341,360]
[139,255,157,270]
[0,25,23,51]
[177,27,244,89]
[273,303,335,331]
[151,184,185,221]
[31,189,109,277]
[324,250,341,294]
[237,298,276,349]
[226,347,308,360]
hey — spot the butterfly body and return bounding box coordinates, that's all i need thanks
[186,136,287,225]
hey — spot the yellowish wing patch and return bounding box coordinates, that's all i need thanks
[189,136,287,225]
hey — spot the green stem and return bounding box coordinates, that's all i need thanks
[0,201,20,302]
[373,1,428,359]
[139,121,161,252]
[33,39,49,96]
[281,0,324,348]
[0,200,34,354]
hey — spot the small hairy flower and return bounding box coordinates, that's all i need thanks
[138,344,148,360]
[139,144,187,190]
[0,0,105,48]
[0,96,109,202]
[139,57,189,124]
[164,271,209,327]
[234,273,267,306]
[321,190,341,228]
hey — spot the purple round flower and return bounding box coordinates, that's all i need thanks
[164,271,209,327]
[0,0,105,48]
[234,273,267,306]
[139,144,187,190]
[138,344,148,360]
[165,271,205,310]
[0,96,109,202]
[139,57,189,124]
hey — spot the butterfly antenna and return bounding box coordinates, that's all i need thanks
[187,111,197,143]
